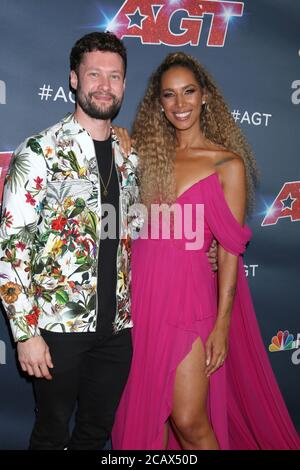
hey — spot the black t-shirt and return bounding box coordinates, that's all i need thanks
[93,137,120,334]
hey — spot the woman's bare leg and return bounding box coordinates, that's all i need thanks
[170,338,219,450]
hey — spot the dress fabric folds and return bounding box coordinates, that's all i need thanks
[112,172,300,450]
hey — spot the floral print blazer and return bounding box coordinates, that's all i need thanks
[0,113,141,341]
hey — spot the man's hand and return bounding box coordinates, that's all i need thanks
[17,336,53,380]
[113,126,132,156]
[207,239,218,272]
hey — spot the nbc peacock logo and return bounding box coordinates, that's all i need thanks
[269,330,295,352]
[269,330,300,365]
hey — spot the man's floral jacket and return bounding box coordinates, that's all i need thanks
[0,113,140,341]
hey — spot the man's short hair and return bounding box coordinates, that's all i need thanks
[70,31,127,77]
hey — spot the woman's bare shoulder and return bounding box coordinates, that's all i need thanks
[214,152,246,187]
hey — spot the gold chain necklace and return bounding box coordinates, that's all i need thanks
[99,151,114,197]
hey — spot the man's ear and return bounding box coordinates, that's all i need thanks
[70,70,78,91]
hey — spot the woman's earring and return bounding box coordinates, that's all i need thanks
[161,107,165,113]
[202,101,209,113]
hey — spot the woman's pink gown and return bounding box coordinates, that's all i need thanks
[112,172,299,450]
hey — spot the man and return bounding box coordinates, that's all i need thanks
[0,32,138,450]
[0,31,216,450]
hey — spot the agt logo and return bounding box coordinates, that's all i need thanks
[269,330,300,366]
[106,0,244,47]
[0,80,6,104]
[0,152,13,201]
[261,181,300,226]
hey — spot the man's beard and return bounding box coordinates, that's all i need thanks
[76,86,122,120]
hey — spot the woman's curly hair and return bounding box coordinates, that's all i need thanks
[132,52,258,212]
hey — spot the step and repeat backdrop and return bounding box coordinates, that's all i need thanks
[0,0,299,449]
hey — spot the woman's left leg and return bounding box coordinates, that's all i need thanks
[170,337,219,450]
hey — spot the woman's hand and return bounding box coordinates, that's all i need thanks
[113,126,132,156]
[205,324,229,377]
[206,239,218,272]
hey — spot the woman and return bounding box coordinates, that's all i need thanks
[112,52,299,450]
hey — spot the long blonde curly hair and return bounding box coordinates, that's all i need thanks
[132,52,258,212]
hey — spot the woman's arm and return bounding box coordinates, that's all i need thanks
[205,156,247,376]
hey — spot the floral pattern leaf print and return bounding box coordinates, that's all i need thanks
[5,151,31,194]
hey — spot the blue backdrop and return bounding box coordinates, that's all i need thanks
[0,0,299,449]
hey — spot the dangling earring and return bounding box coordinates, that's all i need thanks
[161,107,165,113]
